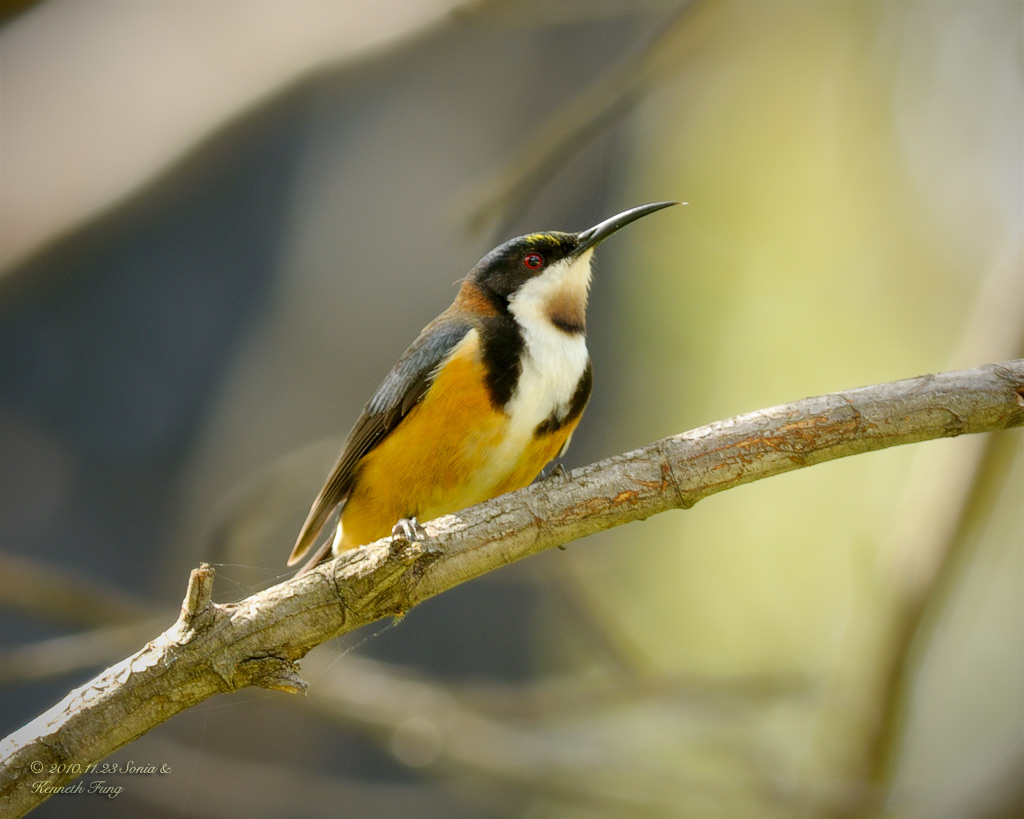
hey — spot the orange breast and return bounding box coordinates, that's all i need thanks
[335,333,578,551]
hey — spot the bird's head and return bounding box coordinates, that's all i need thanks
[469,201,678,334]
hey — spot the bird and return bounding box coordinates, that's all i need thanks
[287,201,678,574]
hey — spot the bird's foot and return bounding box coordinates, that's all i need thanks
[390,516,441,561]
[543,462,568,481]
[392,516,428,543]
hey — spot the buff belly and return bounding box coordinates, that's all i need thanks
[333,336,578,552]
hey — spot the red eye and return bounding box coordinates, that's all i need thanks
[523,253,544,270]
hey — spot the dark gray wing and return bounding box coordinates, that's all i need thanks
[288,318,472,568]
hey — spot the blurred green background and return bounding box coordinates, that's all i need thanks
[1,2,1021,817]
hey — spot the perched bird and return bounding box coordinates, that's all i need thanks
[288,201,678,574]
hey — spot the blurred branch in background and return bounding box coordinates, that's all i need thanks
[0,552,153,628]
[0,0,43,28]
[455,0,706,239]
[816,243,1024,819]
[111,734,473,819]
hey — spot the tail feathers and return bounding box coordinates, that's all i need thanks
[288,487,343,566]
[291,536,335,576]
[288,499,341,573]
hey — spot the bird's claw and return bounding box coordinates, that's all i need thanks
[390,516,441,559]
[392,516,427,543]
[544,463,568,480]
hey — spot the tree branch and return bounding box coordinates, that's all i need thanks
[2,359,1022,817]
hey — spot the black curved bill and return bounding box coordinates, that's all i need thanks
[574,201,679,255]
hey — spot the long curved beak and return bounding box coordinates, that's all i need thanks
[574,201,679,255]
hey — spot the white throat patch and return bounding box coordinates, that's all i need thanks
[501,249,592,445]
[507,249,593,335]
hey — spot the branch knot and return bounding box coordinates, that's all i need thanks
[175,563,217,637]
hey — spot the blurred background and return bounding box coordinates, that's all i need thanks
[1,1,1021,817]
